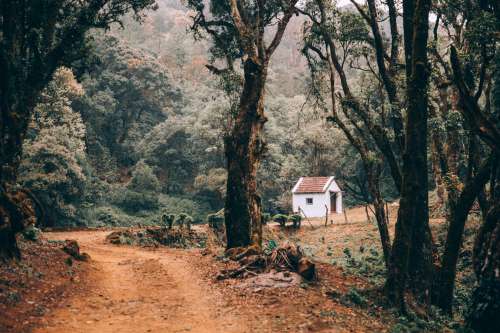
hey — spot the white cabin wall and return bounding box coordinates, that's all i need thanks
[326,180,342,214]
[336,191,343,214]
[293,193,329,218]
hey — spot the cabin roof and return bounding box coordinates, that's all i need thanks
[292,176,336,194]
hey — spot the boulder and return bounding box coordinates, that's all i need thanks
[297,257,315,280]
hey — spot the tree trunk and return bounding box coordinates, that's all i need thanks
[467,202,500,332]
[224,58,267,249]
[0,90,32,260]
[367,175,391,269]
[435,157,492,313]
[386,0,432,310]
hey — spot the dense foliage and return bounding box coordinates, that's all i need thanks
[8,0,499,329]
[16,0,368,229]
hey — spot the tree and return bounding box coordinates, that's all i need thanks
[0,0,157,259]
[18,67,87,227]
[301,0,435,311]
[128,159,161,193]
[75,35,182,170]
[426,0,498,314]
[445,2,500,324]
[301,0,393,269]
[188,0,299,249]
[386,0,434,311]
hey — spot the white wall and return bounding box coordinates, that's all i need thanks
[326,180,342,214]
[291,178,343,217]
[293,192,330,217]
[335,191,342,213]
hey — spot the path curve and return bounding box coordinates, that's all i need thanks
[35,230,247,333]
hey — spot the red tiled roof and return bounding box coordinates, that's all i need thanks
[293,177,333,193]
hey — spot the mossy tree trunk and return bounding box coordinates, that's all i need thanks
[0,47,37,261]
[435,157,493,313]
[386,0,433,310]
[467,201,500,332]
[224,58,268,249]
[220,0,298,250]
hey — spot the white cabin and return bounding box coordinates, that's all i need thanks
[292,176,342,218]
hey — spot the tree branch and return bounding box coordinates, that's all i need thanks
[450,46,500,153]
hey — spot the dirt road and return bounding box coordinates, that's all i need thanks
[34,231,247,333]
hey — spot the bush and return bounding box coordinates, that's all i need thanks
[341,246,386,284]
[83,205,135,226]
[289,214,302,228]
[343,288,367,307]
[157,194,209,222]
[273,214,289,226]
[113,189,159,213]
[207,210,225,232]
[176,213,193,230]
[22,226,42,241]
[127,159,160,193]
[95,207,121,226]
[161,212,176,228]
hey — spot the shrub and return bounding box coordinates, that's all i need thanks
[22,226,42,241]
[95,207,121,226]
[157,194,209,222]
[161,212,176,228]
[289,214,302,228]
[343,288,367,307]
[128,159,160,193]
[273,214,289,226]
[113,189,159,213]
[176,213,193,230]
[207,210,225,232]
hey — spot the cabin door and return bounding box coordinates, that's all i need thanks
[330,192,337,213]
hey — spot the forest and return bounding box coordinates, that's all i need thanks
[0,0,499,332]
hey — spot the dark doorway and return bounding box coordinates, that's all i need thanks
[330,192,337,213]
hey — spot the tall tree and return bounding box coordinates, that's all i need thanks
[301,0,393,268]
[386,0,433,311]
[301,0,436,304]
[427,0,498,313]
[450,35,500,332]
[0,0,156,259]
[188,0,299,248]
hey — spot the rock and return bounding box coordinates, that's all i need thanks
[63,240,90,261]
[106,231,134,245]
[79,252,91,261]
[63,240,80,257]
[297,258,315,280]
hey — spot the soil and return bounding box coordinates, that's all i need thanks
[32,230,246,333]
[2,206,411,333]
[0,237,87,333]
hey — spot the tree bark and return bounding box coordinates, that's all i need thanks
[386,0,433,310]
[224,58,267,249]
[467,202,500,333]
[0,81,34,260]
[366,167,391,269]
[435,157,493,313]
